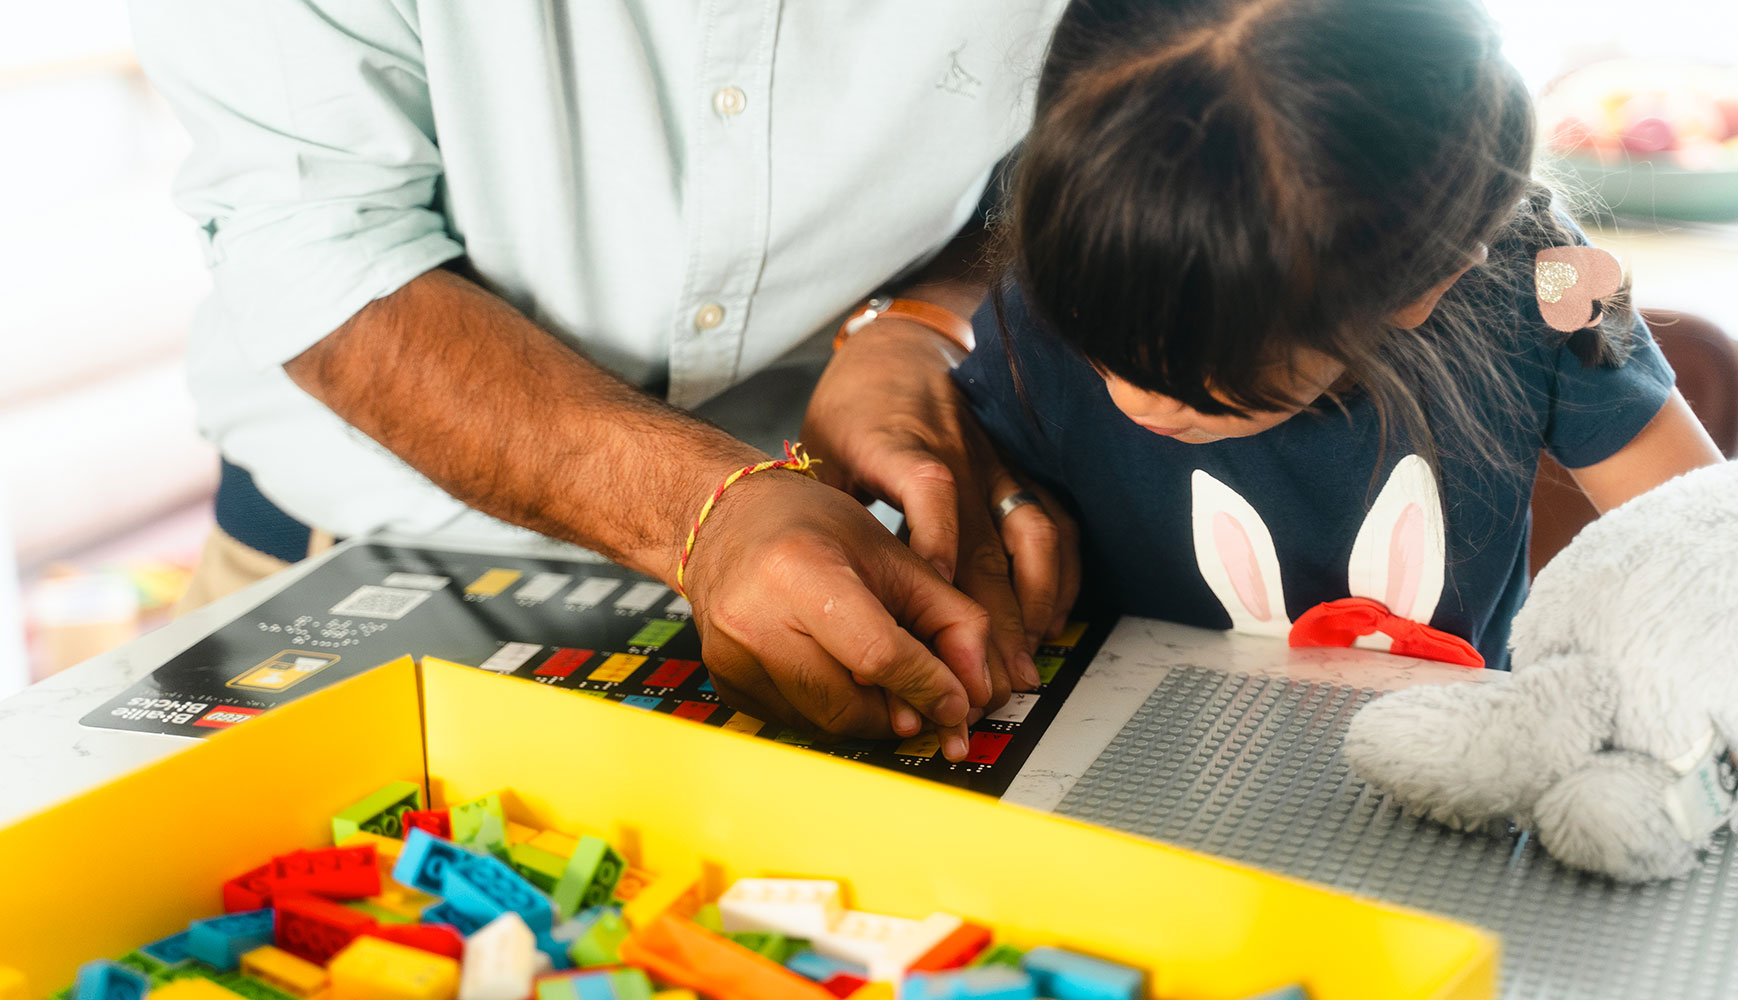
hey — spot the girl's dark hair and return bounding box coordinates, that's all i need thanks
[1002,0,1633,475]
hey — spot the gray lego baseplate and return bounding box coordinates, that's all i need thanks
[1056,666,1738,999]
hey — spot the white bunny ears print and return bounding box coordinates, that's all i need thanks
[1190,456,1482,666]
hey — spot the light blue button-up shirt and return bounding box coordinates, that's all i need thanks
[133,0,1064,539]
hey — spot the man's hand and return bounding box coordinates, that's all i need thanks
[679,469,992,760]
[801,319,1083,711]
[284,268,994,757]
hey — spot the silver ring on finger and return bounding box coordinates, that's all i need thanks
[992,489,1042,526]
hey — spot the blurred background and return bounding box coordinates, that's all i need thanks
[2,0,1736,699]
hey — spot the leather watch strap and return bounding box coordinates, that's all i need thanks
[833,296,975,353]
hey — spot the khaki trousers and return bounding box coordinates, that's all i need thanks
[172,526,336,618]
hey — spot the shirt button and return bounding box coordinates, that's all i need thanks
[713,86,747,117]
[693,302,726,331]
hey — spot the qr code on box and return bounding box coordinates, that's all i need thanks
[329,585,434,620]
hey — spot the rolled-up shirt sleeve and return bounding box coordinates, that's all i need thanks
[133,0,464,370]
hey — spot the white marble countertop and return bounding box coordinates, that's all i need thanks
[0,532,1491,827]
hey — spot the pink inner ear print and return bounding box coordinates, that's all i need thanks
[1535,245,1622,333]
[1214,511,1272,622]
[1387,502,1424,615]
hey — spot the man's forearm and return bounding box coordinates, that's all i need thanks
[284,268,764,579]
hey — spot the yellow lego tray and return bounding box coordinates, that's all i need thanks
[0,657,1497,999]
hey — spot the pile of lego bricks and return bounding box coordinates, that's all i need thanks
[42,781,1306,1000]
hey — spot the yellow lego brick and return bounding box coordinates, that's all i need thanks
[847,986,895,1000]
[528,829,579,858]
[506,821,539,845]
[719,712,764,735]
[151,981,247,1000]
[464,568,522,597]
[0,966,23,1000]
[241,946,329,998]
[339,830,405,864]
[894,733,941,759]
[330,937,458,1000]
[1049,621,1088,648]
[588,653,647,683]
[622,867,702,930]
[653,992,699,1000]
[370,882,439,920]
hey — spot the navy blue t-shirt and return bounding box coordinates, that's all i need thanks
[955,262,1673,669]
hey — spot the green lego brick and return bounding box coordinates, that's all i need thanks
[553,836,625,920]
[567,907,631,968]
[626,619,685,648]
[727,931,801,963]
[1033,654,1064,684]
[343,899,416,925]
[692,903,725,933]
[114,949,170,980]
[49,988,73,1000]
[509,842,569,894]
[331,780,423,842]
[970,942,1028,968]
[602,970,654,1000]
[450,792,509,856]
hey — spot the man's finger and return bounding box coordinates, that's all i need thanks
[857,546,995,709]
[797,565,976,728]
[1000,499,1063,654]
[847,445,962,582]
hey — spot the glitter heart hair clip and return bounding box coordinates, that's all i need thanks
[1535,245,1622,333]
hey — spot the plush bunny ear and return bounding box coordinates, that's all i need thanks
[1191,469,1291,637]
[1347,454,1446,624]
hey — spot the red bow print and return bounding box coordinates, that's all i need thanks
[1289,597,1484,668]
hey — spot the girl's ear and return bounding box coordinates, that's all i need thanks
[1347,454,1446,624]
[1190,469,1291,636]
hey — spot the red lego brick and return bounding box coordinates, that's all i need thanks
[822,973,867,997]
[909,921,993,972]
[964,732,1013,764]
[274,893,376,965]
[403,809,453,839]
[671,701,719,723]
[222,863,276,912]
[363,922,465,960]
[534,648,594,678]
[644,659,701,688]
[271,844,381,900]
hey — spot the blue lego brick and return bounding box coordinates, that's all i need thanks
[441,852,556,933]
[904,968,1038,1000]
[139,930,195,966]
[785,950,868,983]
[422,900,488,936]
[394,826,477,895]
[536,928,577,971]
[698,678,714,693]
[1021,947,1143,1000]
[1241,988,1309,1000]
[542,969,654,1000]
[185,909,274,971]
[620,696,662,710]
[74,961,149,1000]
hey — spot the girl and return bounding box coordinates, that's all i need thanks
[955,0,1724,669]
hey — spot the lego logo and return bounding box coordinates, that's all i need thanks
[194,706,264,728]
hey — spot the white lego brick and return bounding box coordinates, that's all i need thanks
[812,909,923,967]
[460,913,538,1000]
[867,913,965,982]
[718,878,846,938]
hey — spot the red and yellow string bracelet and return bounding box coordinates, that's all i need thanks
[675,441,820,598]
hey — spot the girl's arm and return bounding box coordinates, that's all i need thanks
[1569,389,1725,514]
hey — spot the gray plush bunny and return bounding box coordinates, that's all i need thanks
[1343,460,1738,882]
